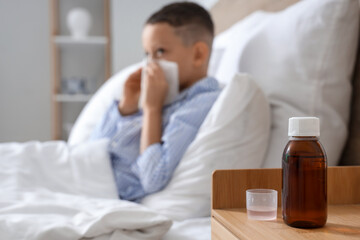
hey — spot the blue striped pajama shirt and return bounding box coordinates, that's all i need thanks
[90,77,221,202]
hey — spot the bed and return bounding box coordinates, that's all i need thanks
[1,0,359,239]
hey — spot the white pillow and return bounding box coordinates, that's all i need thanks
[212,0,359,167]
[141,73,271,220]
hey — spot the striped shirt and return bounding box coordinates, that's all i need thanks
[90,77,220,202]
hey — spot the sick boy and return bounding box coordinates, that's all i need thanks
[91,2,221,202]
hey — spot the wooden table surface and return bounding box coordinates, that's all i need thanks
[212,204,360,240]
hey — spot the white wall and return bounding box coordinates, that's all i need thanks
[0,0,51,142]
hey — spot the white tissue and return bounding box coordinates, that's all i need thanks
[139,59,179,107]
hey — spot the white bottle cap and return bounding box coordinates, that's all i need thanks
[288,117,320,137]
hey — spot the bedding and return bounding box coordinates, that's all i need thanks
[212,0,359,167]
[163,217,211,240]
[0,140,171,239]
[0,140,213,240]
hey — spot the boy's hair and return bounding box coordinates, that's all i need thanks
[146,2,214,48]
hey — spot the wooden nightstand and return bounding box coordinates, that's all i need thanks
[211,167,360,239]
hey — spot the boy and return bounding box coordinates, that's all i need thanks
[91,2,220,202]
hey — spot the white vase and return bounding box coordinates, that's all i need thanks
[67,8,92,39]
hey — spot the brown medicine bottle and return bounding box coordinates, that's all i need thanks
[282,117,327,228]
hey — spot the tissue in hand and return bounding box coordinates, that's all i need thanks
[140,59,179,107]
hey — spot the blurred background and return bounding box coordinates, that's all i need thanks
[0,0,218,142]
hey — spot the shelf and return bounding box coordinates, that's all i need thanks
[54,94,93,102]
[54,36,108,45]
[50,0,111,140]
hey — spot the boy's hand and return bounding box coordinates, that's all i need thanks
[119,68,142,115]
[142,62,168,112]
[140,62,167,153]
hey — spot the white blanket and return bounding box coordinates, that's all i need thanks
[0,140,172,240]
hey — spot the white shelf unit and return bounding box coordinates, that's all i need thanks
[54,94,93,102]
[54,36,108,45]
[50,0,111,140]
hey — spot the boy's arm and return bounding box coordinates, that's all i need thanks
[141,108,162,153]
[140,62,168,153]
[90,68,142,140]
[118,68,142,116]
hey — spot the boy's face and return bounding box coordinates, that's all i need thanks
[142,23,195,89]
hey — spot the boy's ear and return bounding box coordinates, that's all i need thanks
[192,41,210,67]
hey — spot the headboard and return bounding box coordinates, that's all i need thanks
[210,0,360,166]
[210,0,299,35]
